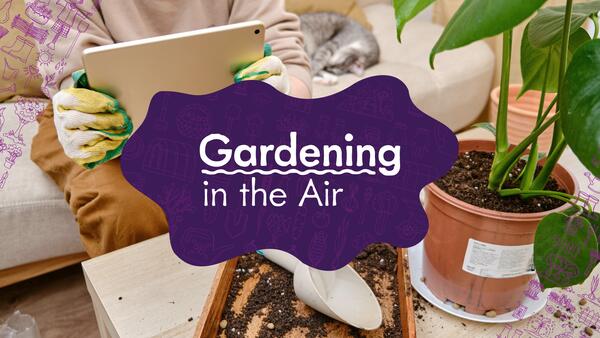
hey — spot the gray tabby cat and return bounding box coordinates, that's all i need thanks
[300,12,380,85]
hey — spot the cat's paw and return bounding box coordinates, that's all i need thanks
[313,72,339,86]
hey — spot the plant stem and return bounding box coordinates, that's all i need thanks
[531,138,567,190]
[521,52,552,191]
[533,0,573,191]
[499,189,573,200]
[521,143,540,190]
[499,188,594,213]
[488,30,513,190]
[496,30,513,156]
[540,97,558,123]
[548,0,573,155]
[593,14,599,39]
[488,114,560,190]
[488,97,558,189]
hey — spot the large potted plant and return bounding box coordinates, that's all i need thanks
[394,0,600,315]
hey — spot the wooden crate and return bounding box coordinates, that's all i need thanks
[195,249,416,338]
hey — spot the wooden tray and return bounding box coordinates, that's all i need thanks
[195,249,416,338]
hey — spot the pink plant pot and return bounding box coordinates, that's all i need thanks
[490,85,557,152]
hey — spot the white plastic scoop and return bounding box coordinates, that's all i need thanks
[260,249,383,330]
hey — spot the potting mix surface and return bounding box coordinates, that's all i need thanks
[435,151,566,213]
[218,243,403,337]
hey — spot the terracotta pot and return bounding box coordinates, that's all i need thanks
[422,139,577,315]
[490,85,556,152]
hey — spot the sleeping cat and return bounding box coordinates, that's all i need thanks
[300,12,380,85]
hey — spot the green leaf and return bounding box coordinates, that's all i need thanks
[560,40,600,177]
[534,213,598,288]
[472,122,496,136]
[564,207,600,240]
[520,26,590,96]
[393,0,436,42]
[564,207,600,267]
[430,0,547,67]
[528,1,600,48]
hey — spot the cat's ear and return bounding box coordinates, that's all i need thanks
[349,62,365,76]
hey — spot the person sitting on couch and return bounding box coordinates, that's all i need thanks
[30,0,311,257]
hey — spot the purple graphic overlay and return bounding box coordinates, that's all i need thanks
[121,76,458,270]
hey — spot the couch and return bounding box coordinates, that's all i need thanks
[313,0,495,131]
[0,0,494,287]
[0,98,86,287]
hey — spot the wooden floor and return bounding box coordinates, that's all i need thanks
[0,265,100,338]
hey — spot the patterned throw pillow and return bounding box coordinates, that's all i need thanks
[0,0,45,102]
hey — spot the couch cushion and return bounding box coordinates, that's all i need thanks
[0,0,45,101]
[286,0,373,31]
[0,99,83,270]
[312,3,495,132]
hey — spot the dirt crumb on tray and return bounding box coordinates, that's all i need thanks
[218,244,403,337]
[435,151,566,213]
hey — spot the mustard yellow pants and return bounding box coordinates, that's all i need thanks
[31,103,168,257]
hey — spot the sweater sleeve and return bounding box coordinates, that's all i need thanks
[228,0,312,94]
[30,0,113,98]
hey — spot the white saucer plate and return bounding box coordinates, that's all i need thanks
[407,241,549,323]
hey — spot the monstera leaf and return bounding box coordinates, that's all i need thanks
[393,0,436,42]
[560,40,600,177]
[429,0,546,67]
[534,213,598,288]
[528,1,600,48]
[520,26,590,96]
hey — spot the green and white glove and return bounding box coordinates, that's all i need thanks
[53,70,132,169]
[234,44,290,94]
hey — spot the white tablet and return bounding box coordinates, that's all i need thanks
[83,21,265,131]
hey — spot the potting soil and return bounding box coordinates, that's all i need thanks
[218,243,403,337]
[435,151,566,213]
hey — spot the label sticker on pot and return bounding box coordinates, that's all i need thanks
[462,239,535,279]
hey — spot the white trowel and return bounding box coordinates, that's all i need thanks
[259,249,383,330]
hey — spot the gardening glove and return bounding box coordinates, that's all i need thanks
[52,70,133,169]
[234,44,290,95]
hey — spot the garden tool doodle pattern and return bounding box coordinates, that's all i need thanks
[0,0,48,97]
[4,97,45,145]
[21,0,96,96]
[0,0,94,99]
[47,0,91,51]
[26,0,52,25]
[0,0,12,24]
[12,14,49,44]
[495,172,600,338]
[2,57,17,80]
[1,35,34,64]
[0,99,45,190]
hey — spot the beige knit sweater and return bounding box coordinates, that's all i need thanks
[33,0,311,97]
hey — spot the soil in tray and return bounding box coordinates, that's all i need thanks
[435,150,566,213]
[218,243,402,338]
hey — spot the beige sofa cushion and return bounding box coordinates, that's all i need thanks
[312,2,495,132]
[286,0,373,30]
[0,99,83,270]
